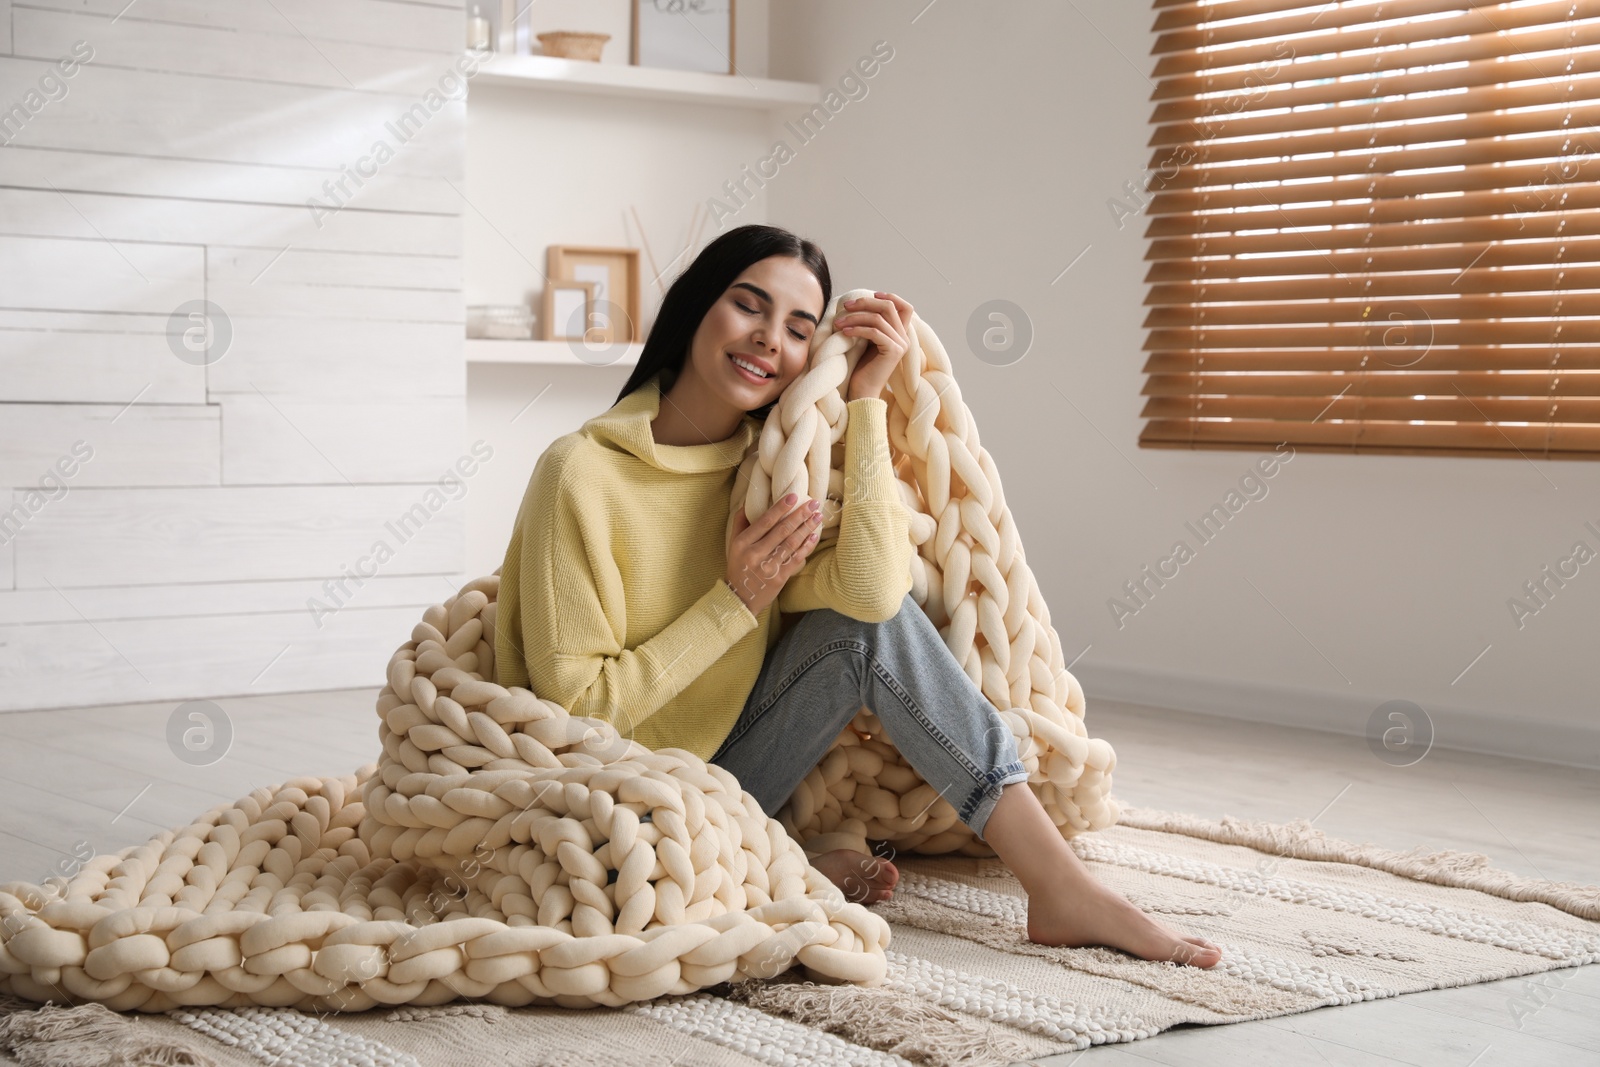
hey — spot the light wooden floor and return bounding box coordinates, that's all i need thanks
[1,691,1595,1066]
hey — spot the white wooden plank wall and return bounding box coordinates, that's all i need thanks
[0,0,470,711]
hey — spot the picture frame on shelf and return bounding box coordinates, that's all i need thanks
[542,279,597,342]
[547,245,641,343]
[631,0,736,76]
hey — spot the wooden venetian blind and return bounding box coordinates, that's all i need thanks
[1140,0,1600,459]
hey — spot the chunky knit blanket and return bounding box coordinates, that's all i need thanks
[733,288,1118,857]
[0,288,1117,1014]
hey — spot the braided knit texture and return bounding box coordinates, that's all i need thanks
[0,577,890,1012]
[732,287,1119,854]
[0,287,1115,1013]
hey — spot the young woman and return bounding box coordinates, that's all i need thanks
[496,223,1221,968]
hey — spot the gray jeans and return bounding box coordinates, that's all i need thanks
[710,591,1029,841]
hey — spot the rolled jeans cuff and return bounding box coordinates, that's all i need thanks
[960,759,1030,840]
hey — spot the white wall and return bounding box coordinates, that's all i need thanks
[0,0,469,711]
[765,0,1600,766]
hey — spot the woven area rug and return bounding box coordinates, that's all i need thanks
[3,805,1596,1067]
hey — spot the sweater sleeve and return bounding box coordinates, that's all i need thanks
[776,396,915,623]
[497,450,759,737]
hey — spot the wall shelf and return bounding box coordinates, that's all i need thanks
[468,52,820,110]
[466,338,643,367]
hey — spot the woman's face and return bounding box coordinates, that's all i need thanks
[689,254,825,413]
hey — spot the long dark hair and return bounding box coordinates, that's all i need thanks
[614,223,831,423]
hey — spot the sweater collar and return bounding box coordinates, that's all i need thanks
[583,371,759,474]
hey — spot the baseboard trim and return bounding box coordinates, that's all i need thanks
[1073,663,1600,771]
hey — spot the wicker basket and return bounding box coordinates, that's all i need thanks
[536,31,610,62]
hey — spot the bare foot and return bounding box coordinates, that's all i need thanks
[810,848,899,904]
[1027,883,1223,968]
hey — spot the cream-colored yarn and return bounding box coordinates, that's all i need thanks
[0,575,890,1013]
[729,287,1119,857]
[0,288,1117,1014]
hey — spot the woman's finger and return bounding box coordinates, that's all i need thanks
[780,511,820,549]
[845,324,895,355]
[776,514,821,569]
[744,494,802,542]
[877,291,914,322]
[840,296,889,331]
[841,304,892,331]
[774,521,819,567]
[842,293,886,312]
[765,503,820,549]
[851,292,908,333]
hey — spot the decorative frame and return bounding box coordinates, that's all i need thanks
[547,245,641,343]
[630,0,736,76]
[542,279,597,342]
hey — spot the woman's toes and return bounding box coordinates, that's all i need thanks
[851,855,898,903]
[813,849,898,904]
[1172,936,1223,968]
[878,858,900,890]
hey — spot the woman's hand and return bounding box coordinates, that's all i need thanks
[839,291,914,402]
[726,493,824,616]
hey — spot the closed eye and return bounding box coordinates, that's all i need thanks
[735,299,808,341]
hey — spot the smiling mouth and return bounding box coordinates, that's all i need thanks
[727,351,775,381]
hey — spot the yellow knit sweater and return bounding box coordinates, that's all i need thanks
[494,371,915,762]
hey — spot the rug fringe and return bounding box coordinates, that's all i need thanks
[1117,806,1600,921]
[0,992,215,1067]
[724,974,1034,1067]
